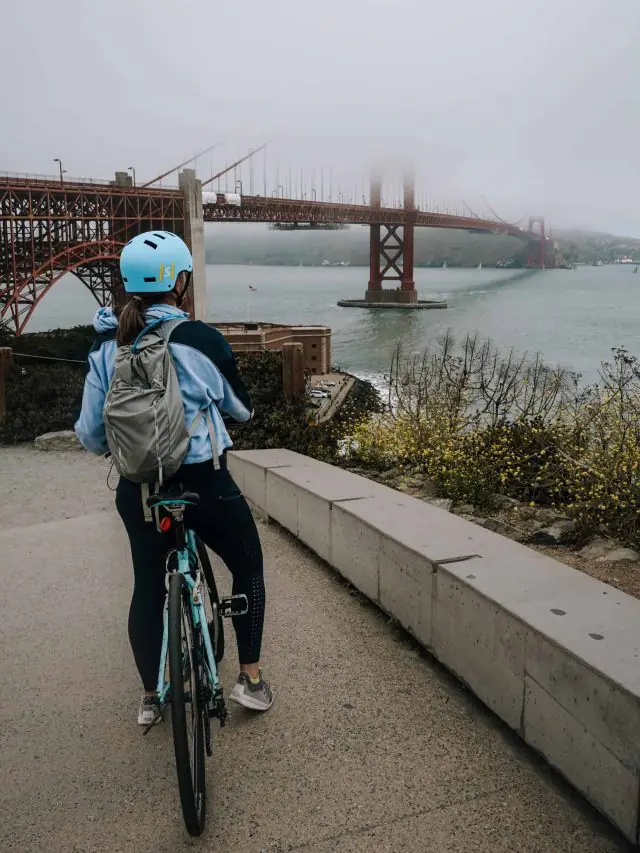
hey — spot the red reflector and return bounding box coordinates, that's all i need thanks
[159,516,172,532]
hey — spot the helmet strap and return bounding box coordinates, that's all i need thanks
[175,271,192,309]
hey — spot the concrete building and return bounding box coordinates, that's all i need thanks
[213,322,331,375]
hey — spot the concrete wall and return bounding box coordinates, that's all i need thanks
[228,449,640,844]
[179,169,207,322]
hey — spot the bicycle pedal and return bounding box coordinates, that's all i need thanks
[218,594,249,618]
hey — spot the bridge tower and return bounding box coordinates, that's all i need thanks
[526,216,546,269]
[178,169,207,321]
[366,173,417,305]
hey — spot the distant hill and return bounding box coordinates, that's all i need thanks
[204,223,522,267]
[204,223,640,267]
[553,229,640,264]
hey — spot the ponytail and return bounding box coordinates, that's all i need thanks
[116,294,156,346]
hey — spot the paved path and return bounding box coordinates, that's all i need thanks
[0,447,631,852]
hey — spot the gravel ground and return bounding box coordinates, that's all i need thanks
[0,443,631,852]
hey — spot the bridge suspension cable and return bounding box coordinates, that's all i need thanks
[480,194,513,227]
[200,141,272,190]
[462,200,482,220]
[139,139,227,189]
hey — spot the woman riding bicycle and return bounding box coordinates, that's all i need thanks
[75,231,272,725]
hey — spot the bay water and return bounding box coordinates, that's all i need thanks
[28,263,639,384]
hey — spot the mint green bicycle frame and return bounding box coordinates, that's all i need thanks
[154,506,219,709]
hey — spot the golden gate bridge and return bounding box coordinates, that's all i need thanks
[0,140,552,334]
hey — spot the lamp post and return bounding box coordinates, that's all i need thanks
[53,158,66,184]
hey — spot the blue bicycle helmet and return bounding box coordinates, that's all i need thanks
[119,231,193,293]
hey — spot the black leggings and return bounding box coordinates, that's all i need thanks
[115,459,265,691]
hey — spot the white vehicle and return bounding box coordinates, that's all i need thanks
[309,389,328,399]
[201,191,242,207]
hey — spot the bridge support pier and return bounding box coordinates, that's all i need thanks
[179,169,207,321]
[366,223,417,305]
[365,173,416,304]
[338,173,446,310]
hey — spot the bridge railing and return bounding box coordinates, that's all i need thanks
[0,171,116,187]
[0,171,179,191]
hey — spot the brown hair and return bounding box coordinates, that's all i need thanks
[116,272,186,346]
[116,294,158,346]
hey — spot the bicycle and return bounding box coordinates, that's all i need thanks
[144,488,248,836]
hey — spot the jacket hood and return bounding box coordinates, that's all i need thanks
[93,307,118,333]
[92,304,190,334]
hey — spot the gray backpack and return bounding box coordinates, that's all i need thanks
[104,318,210,484]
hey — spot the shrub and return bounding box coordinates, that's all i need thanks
[343,336,640,547]
[0,362,85,444]
[1,339,381,462]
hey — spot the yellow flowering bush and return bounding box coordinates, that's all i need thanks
[342,338,640,547]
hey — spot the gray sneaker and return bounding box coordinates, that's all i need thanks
[229,671,273,711]
[137,694,162,727]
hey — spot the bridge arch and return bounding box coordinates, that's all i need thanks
[2,240,124,335]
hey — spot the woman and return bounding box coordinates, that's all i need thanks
[75,230,272,725]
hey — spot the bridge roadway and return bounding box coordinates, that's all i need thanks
[0,173,525,235]
[0,446,628,853]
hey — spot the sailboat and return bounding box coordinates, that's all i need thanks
[477,262,482,270]
[634,266,638,274]
[442,260,447,270]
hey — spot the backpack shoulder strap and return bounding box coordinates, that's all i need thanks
[156,317,187,343]
[187,409,221,471]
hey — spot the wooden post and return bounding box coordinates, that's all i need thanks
[282,343,305,398]
[0,348,14,423]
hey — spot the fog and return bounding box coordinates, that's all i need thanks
[2,0,638,234]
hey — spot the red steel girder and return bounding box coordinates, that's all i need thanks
[203,196,524,238]
[1,178,186,333]
[1,240,124,334]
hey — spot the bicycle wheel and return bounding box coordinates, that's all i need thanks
[168,572,206,836]
[196,536,225,664]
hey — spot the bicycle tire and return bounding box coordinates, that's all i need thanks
[196,537,225,664]
[168,572,206,836]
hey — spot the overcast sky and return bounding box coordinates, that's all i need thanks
[3,0,639,235]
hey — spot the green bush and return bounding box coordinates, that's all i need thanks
[0,362,85,444]
[0,325,95,361]
[0,336,381,459]
[0,325,92,444]
[343,336,640,547]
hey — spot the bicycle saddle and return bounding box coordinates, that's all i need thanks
[146,491,201,509]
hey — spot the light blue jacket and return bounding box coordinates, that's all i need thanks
[75,305,252,463]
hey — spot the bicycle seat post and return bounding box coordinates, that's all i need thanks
[172,508,187,551]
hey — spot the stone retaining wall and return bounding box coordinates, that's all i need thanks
[229,448,640,843]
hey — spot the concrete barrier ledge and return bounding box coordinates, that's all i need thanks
[229,449,640,842]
